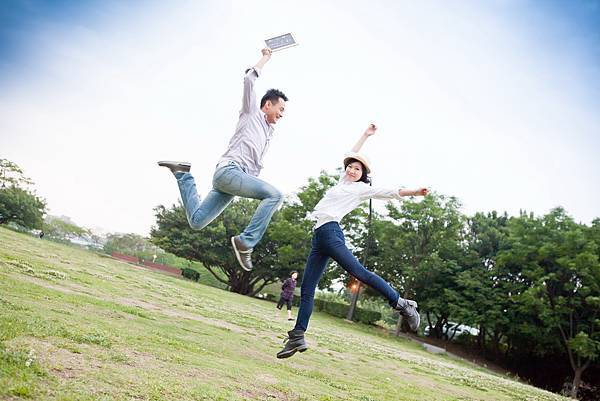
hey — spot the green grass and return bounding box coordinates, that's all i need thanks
[0,226,568,401]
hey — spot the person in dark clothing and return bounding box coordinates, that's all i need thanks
[276,271,298,320]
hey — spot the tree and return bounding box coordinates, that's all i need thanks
[0,159,46,229]
[453,211,512,354]
[0,159,34,189]
[0,187,46,229]
[44,215,90,243]
[151,197,309,295]
[499,208,600,397]
[369,192,466,334]
[103,233,158,259]
[150,170,371,296]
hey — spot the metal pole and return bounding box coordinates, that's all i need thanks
[346,181,373,321]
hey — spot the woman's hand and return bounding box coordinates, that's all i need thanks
[364,123,377,137]
[414,188,428,196]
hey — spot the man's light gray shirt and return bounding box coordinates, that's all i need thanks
[217,67,275,177]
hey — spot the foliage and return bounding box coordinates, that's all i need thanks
[103,233,158,259]
[497,208,600,397]
[43,215,90,243]
[181,267,200,282]
[0,159,46,230]
[0,159,34,189]
[150,170,370,296]
[151,197,309,295]
[368,192,466,333]
[0,187,46,230]
[353,308,382,325]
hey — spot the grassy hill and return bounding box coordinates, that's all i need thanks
[0,227,568,401]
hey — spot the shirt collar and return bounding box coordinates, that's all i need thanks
[260,110,274,128]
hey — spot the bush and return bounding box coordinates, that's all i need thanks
[313,298,325,311]
[353,308,382,325]
[181,268,200,282]
[269,292,381,326]
[323,301,349,318]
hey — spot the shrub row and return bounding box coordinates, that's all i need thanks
[264,294,380,325]
[181,268,200,282]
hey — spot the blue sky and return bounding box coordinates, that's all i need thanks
[1,0,599,234]
[1,1,94,75]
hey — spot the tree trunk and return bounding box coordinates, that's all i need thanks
[481,326,486,349]
[570,366,583,399]
[395,315,404,336]
[426,312,432,334]
[229,273,252,294]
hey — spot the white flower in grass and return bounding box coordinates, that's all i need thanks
[25,349,36,367]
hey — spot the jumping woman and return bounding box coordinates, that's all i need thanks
[277,123,427,359]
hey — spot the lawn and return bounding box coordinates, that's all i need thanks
[0,227,568,401]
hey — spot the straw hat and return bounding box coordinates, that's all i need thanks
[343,152,372,174]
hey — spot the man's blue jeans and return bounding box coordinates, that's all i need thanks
[294,222,400,332]
[175,162,283,249]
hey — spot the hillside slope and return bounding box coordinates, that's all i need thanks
[0,227,567,401]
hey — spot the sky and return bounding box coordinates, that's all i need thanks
[1,0,599,235]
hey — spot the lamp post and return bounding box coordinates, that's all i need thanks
[346,182,373,321]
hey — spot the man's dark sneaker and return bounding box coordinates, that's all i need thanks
[276,329,308,359]
[157,161,191,174]
[395,298,421,332]
[231,236,253,271]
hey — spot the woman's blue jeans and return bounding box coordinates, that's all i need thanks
[175,162,283,249]
[294,222,400,332]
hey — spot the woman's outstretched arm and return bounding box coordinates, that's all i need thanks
[399,188,429,197]
[351,123,377,152]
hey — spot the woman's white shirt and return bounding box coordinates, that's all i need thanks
[310,174,401,229]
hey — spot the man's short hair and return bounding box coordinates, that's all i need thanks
[260,89,288,108]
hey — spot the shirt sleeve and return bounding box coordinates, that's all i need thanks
[241,67,260,113]
[357,184,402,201]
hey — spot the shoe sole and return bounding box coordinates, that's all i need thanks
[157,161,191,167]
[157,161,191,173]
[231,236,252,272]
[409,313,421,332]
[276,345,308,359]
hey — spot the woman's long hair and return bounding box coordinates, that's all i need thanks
[343,158,371,184]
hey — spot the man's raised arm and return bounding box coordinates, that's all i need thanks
[241,48,272,113]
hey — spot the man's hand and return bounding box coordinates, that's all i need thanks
[254,48,273,71]
[364,123,377,137]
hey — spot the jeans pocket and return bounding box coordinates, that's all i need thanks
[334,229,345,243]
[212,167,227,183]
[213,167,243,192]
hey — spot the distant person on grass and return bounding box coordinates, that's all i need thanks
[276,271,298,321]
[159,48,287,272]
[277,123,428,359]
